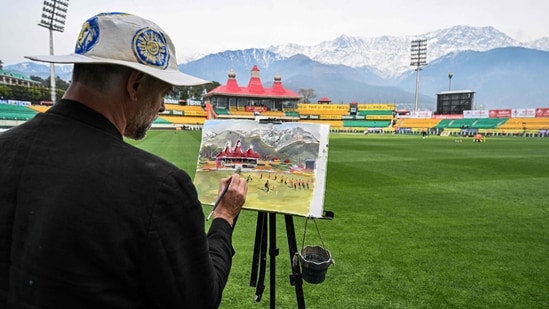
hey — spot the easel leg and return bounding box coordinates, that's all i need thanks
[250,213,306,308]
[269,212,279,309]
[250,212,264,288]
[255,212,268,301]
[285,214,306,309]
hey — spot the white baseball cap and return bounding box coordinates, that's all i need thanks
[25,12,209,86]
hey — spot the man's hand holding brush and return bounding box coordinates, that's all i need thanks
[208,168,247,227]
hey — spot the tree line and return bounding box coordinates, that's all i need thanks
[0,74,220,105]
[0,75,68,103]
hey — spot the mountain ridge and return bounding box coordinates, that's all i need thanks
[267,25,541,79]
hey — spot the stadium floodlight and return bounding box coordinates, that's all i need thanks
[410,39,427,111]
[38,0,70,104]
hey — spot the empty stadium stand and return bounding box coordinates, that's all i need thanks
[158,115,206,125]
[284,111,299,117]
[342,120,391,127]
[2,101,549,135]
[497,117,549,130]
[469,118,507,129]
[0,104,37,121]
[395,118,441,129]
[435,119,477,129]
[27,105,50,113]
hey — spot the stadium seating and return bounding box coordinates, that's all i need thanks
[153,117,172,124]
[357,110,393,116]
[343,120,391,127]
[470,118,507,129]
[395,118,441,128]
[4,101,549,134]
[497,117,549,130]
[435,119,476,129]
[27,105,50,113]
[297,103,349,116]
[158,115,206,125]
[164,104,207,117]
[228,110,253,116]
[214,108,230,115]
[0,104,37,120]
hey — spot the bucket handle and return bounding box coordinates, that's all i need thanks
[301,217,327,251]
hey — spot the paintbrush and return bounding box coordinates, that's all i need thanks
[206,167,241,221]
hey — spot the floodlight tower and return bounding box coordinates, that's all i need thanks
[38,0,69,104]
[410,39,427,111]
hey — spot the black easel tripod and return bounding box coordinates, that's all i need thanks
[249,211,334,309]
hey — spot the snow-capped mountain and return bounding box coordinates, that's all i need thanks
[204,122,319,152]
[527,37,549,51]
[201,123,320,165]
[268,25,525,78]
[176,25,549,109]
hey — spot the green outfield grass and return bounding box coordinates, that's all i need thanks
[128,131,549,308]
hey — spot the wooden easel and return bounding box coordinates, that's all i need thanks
[249,211,333,309]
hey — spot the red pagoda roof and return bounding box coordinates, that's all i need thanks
[204,66,301,99]
[216,140,260,159]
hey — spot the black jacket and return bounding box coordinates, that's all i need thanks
[0,100,234,308]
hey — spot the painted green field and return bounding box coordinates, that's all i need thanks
[129,131,549,309]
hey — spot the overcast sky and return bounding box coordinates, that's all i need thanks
[1,0,548,65]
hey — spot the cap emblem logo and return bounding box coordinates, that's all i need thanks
[75,16,100,54]
[133,28,170,69]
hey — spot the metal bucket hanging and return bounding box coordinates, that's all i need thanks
[299,245,333,284]
[297,218,334,284]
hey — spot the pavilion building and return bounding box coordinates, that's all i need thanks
[215,139,261,170]
[203,65,302,120]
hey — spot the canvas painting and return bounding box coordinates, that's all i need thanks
[194,119,330,217]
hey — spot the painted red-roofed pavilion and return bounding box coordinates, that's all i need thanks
[215,140,261,170]
[203,66,302,116]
